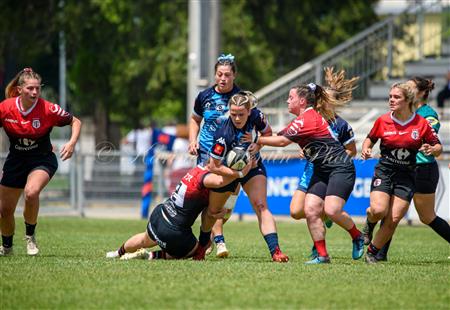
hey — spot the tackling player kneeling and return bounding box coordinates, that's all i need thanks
[106,160,253,261]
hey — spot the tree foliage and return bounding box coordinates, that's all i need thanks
[0,0,379,144]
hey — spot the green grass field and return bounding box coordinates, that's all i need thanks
[1,217,449,309]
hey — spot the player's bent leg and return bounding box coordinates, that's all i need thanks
[290,190,306,220]
[371,196,409,250]
[106,231,156,259]
[324,196,363,260]
[366,196,409,263]
[208,190,234,258]
[363,191,390,245]
[243,176,288,262]
[23,170,51,256]
[305,193,329,263]
[414,193,450,243]
[0,185,23,256]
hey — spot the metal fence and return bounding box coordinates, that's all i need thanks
[255,0,449,109]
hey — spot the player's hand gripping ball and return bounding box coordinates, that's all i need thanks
[226,146,250,171]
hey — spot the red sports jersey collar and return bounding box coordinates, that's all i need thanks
[390,112,416,126]
[15,97,39,117]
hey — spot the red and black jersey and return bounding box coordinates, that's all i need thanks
[368,112,441,170]
[278,107,351,172]
[0,97,73,156]
[162,165,210,229]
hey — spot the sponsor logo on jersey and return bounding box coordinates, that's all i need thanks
[5,118,18,123]
[411,129,419,140]
[20,138,36,146]
[32,119,40,129]
[216,137,226,145]
[213,144,225,156]
[21,120,30,125]
[383,131,396,136]
[398,131,408,135]
[216,104,225,111]
[15,138,38,151]
[391,148,410,160]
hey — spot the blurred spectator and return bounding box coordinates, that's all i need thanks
[120,124,153,176]
[122,124,153,158]
[167,125,194,193]
[437,70,450,109]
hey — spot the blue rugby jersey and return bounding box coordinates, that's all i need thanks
[210,108,269,163]
[192,85,240,152]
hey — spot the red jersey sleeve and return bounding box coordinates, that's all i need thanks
[367,117,382,144]
[47,102,73,127]
[422,121,441,146]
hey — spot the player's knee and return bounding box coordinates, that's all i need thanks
[252,201,267,214]
[368,205,387,221]
[290,210,302,220]
[305,206,322,219]
[24,187,40,202]
[417,211,435,225]
[0,206,15,218]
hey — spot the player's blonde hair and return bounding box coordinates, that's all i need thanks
[5,68,42,98]
[324,67,359,106]
[229,91,256,110]
[391,82,416,111]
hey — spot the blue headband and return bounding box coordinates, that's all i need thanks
[217,53,235,63]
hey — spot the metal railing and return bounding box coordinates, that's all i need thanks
[255,0,449,109]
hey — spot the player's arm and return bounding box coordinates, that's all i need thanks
[189,114,202,155]
[60,116,82,161]
[247,125,272,156]
[344,141,357,157]
[203,160,252,189]
[362,118,381,160]
[256,134,292,147]
[361,138,375,160]
[208,157,243,179]
[419,143,442,157]
[420,119,442,157]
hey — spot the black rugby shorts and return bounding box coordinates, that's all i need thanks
[0,152,58,188]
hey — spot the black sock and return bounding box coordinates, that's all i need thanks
[377,239,391,257]
[198,229,211,247]
[25,222,36,236]
[368,243,379,255]
[2,235,13,248]
[428,216,450,243]
[367,219,377,232]
[118,244,126,257]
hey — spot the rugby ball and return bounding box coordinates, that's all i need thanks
[226,146,250,171]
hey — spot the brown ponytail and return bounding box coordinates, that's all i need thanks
[293,83,338,121]
[410,76,435,101]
